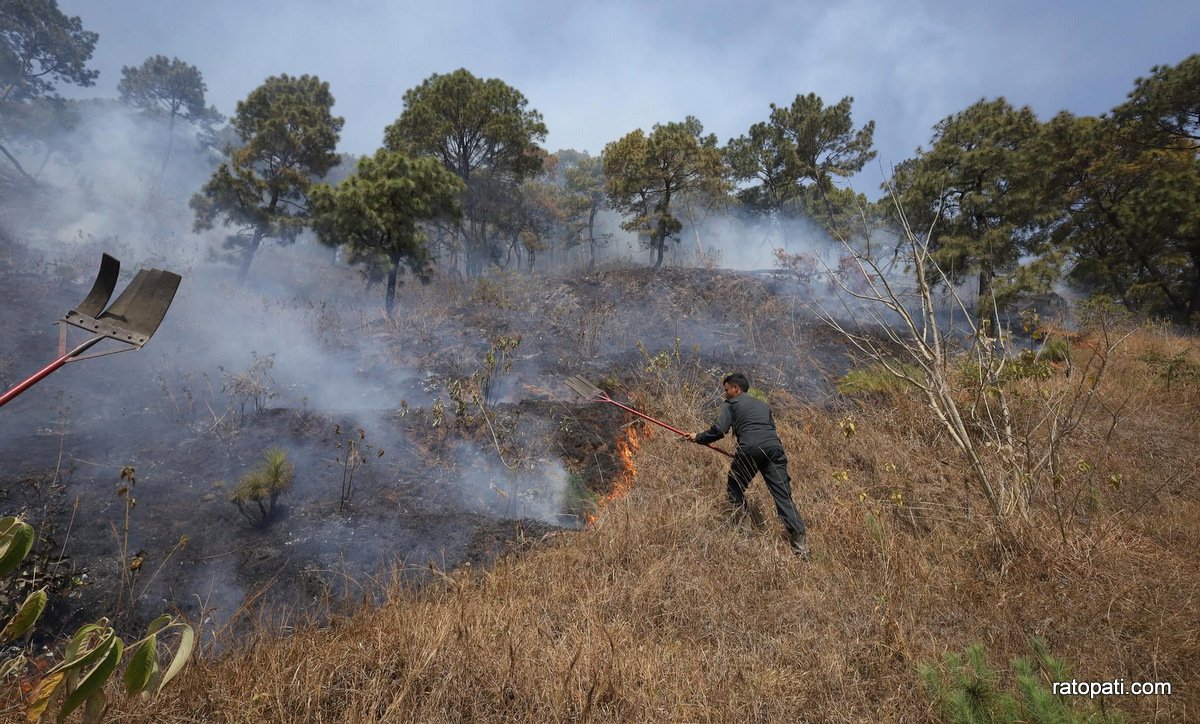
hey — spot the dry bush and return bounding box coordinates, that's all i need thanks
[220,352,278,421]
[467,269,546,328]
[545,291,614,363]
[95,326,1197,722]
[815,209,1183,540]
[380,274,462,354]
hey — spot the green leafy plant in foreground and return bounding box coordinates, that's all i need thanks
[0,516,41,649]
[1,514,195,723]
[920,638,1124,723]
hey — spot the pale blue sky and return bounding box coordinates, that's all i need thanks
[58,0,1199,193]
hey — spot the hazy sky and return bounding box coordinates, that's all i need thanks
[58,0,1198,193]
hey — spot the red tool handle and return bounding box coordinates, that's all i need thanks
[598,394,734,458]
[0,337,101,409]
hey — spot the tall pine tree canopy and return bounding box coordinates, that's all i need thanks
[383,68,547,276]
[311,148,463,314]
[191,73,343,283]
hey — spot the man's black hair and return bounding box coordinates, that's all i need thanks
[723,372,750,392]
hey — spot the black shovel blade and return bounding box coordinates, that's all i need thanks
[95,268,182,347]
[71,253,120,318]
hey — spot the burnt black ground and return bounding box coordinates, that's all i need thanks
[0,239,605,644]
[0,232,850,647]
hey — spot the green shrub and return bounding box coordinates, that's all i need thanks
[920,638,1124,724]
[1040,337,1072,363]
[231,448,294,526]
[837,361,920,397]
[998,338,1072,382]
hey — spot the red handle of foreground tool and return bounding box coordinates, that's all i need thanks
[0,337,101,409]
[599,395,734,458]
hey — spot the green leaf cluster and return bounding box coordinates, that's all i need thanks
[0,516,44,645]
[27,615,194,723]
[0,0,99,180]
[0,0,98,105]
[727,92,875,225]
[1,516,195,722]
[837,361,922,398]
[384,68,546,182]
[117,55,221,125]
[562,154,610,269]
[0,515,34,578]
[1041,94,1200,322]
[885,54,1200,325]
[889,97,1048,319]
[1113,55,1200,145]
[383,68,547,276]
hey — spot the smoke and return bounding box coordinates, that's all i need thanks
[677,209,839,272]
[0,100,584,637]
[564,197,845,274]
[14,100,215,264]
[452,442,572,525]
[649,206,988,339]
[1,99,419,419]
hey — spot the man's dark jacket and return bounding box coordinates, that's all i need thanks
[695,393,783,451]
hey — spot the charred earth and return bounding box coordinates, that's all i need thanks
[0,233,846,644]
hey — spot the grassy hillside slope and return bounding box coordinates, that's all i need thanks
[103,324,1198,722]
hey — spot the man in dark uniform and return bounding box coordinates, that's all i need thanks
[684,373,810,558]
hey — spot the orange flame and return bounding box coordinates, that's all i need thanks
[586,424,649,527]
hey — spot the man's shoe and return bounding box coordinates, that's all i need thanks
[790,533,811,560]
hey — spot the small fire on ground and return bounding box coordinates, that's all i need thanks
[585,423,650,527]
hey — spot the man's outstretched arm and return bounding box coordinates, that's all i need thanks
[690,403,732,444]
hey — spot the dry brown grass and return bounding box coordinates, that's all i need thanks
[100,328,1198,722]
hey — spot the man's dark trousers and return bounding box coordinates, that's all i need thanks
[728,445,806,536]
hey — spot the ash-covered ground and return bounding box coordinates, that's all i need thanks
[0,230,850,644]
